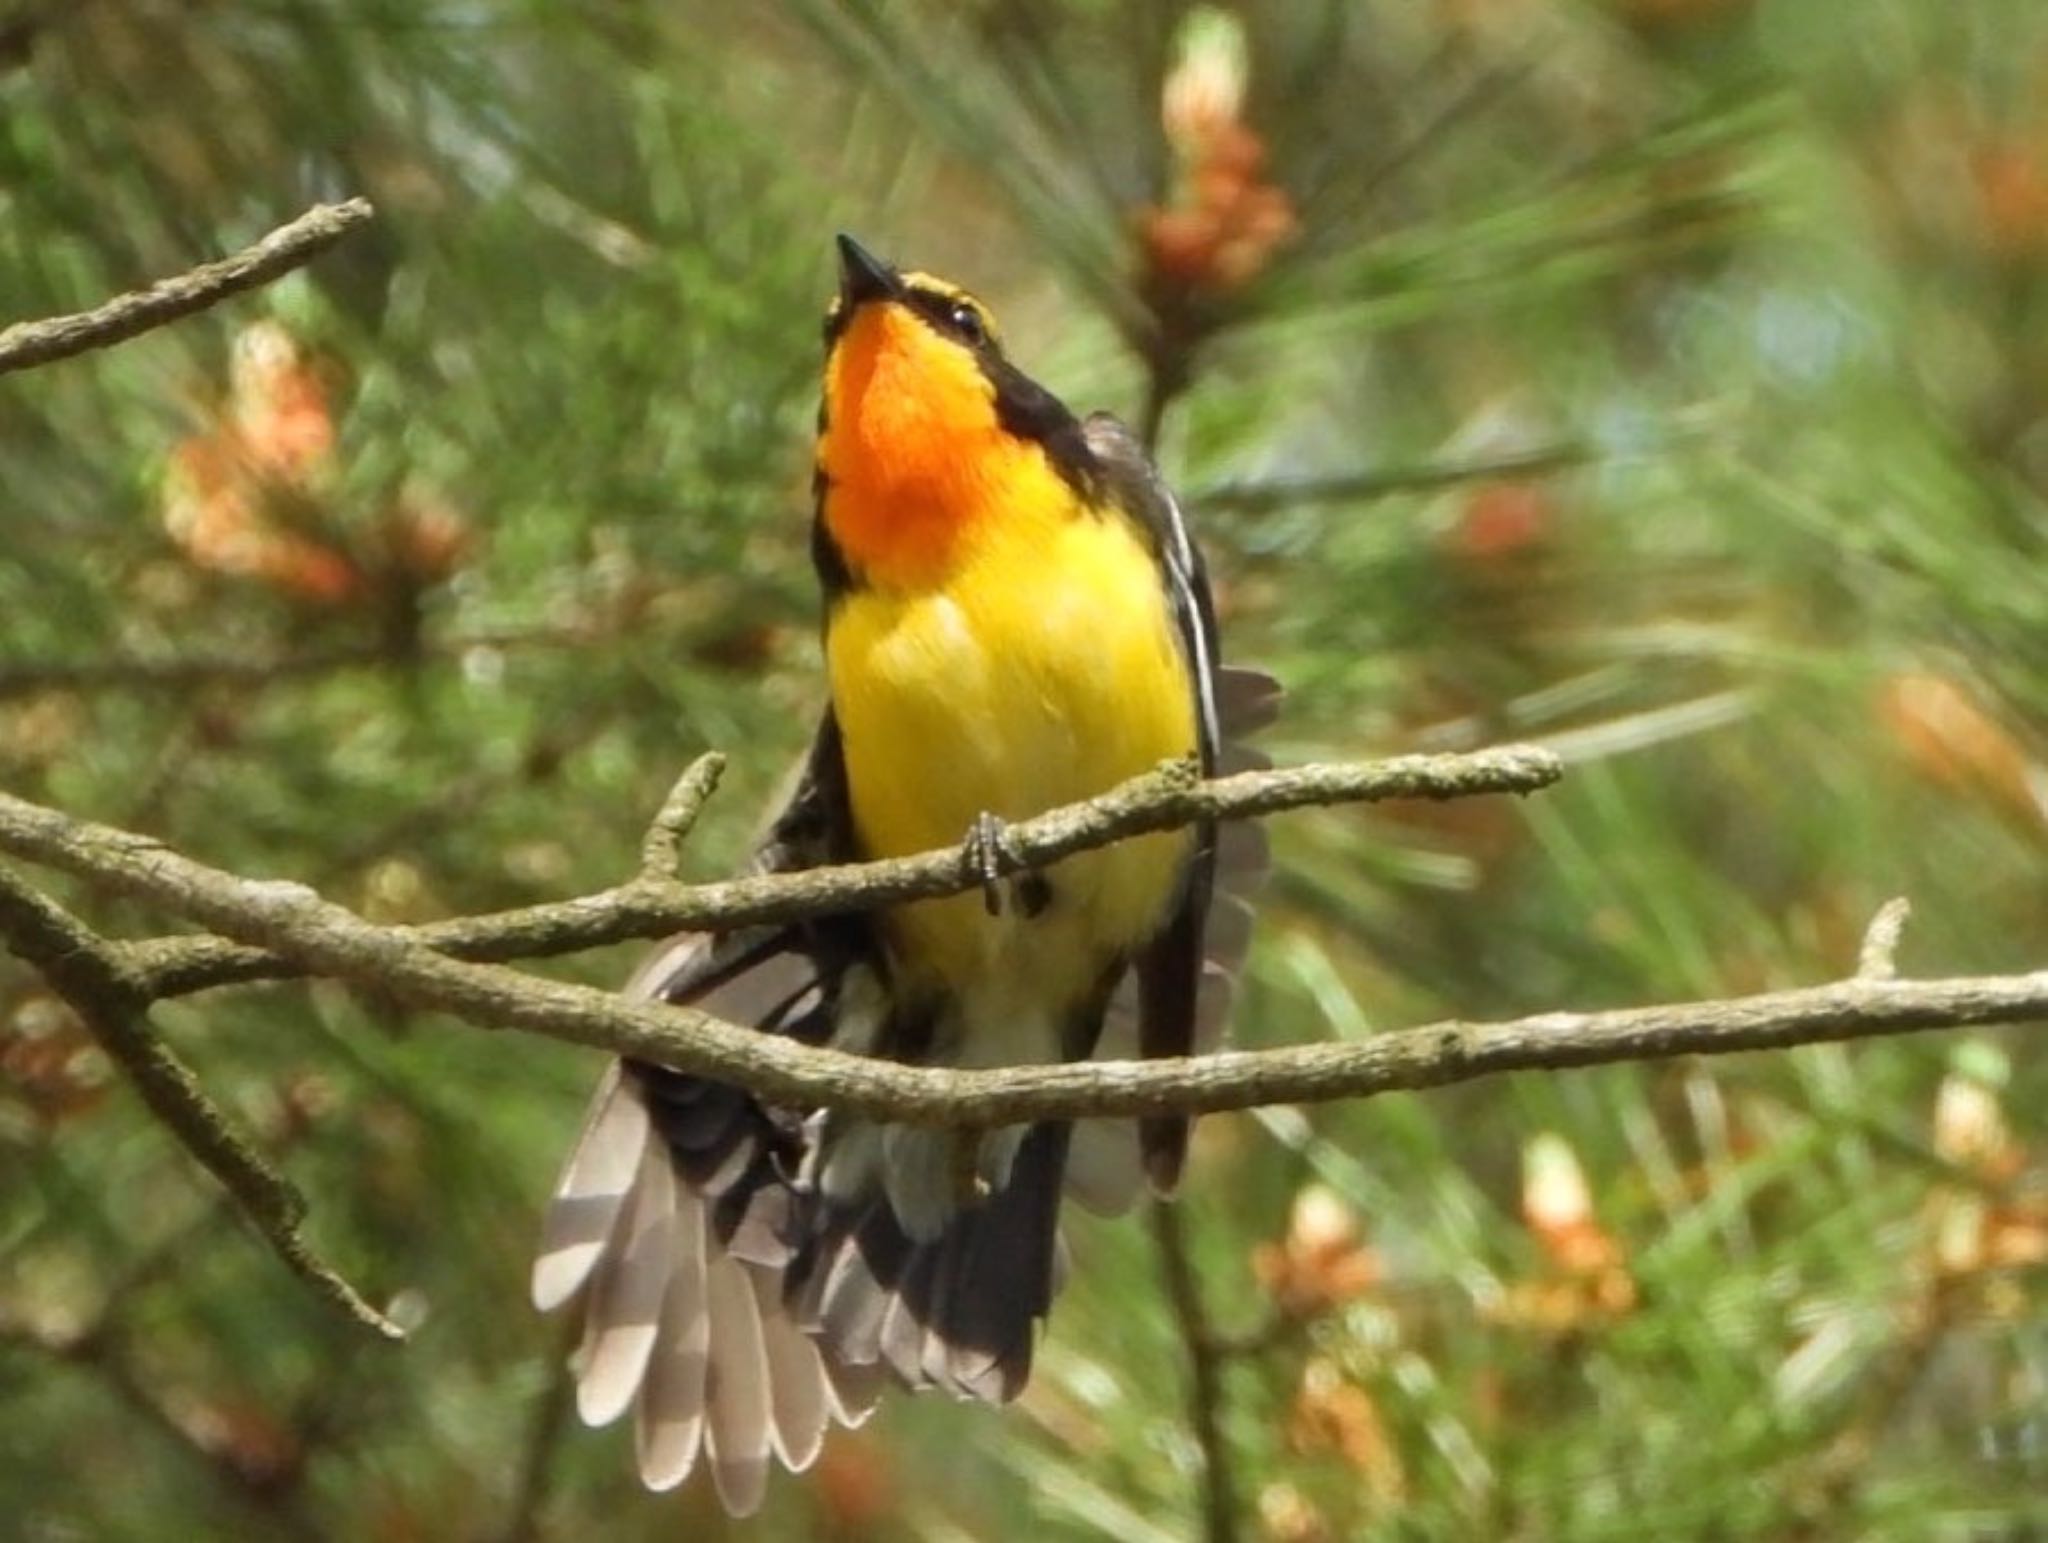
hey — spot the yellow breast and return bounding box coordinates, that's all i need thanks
[826,488,1197,1014]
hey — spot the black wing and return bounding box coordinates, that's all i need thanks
[1080,412,1222,1191]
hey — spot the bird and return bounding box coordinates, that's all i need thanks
[532,235,1277,1516]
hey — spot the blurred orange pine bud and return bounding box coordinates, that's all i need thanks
[1,991,111,1125]
[161,320,471,604]
[1449,482,1555,561]
[1931,1041,2017,1179]
[1138,6,1297,296]
[1971,142,2048,259]
[1508,1132,1638,1325]
[1161,7,1247,156]
[1878,671,2048,830]
[1258,1481,1332,1543]
[162,320,361,603]
[811,1429,896,1532]
[1287,1357,1407,1500]
[1252,1182,1380,1317]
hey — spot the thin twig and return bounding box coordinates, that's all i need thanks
[103,746,1564,999]
[0,199,375,375]
[0,867,401,1340]
[0,790,2043,1125]
[637,753,726,880]
[1150,1203,1240,1543]
[1191,441,1597,514]
[1134,355,1188,463]
[1857,897,1912,983]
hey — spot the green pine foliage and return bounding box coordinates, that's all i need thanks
[2,2,2043,1538]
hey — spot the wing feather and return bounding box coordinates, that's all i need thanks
[1081,413,1278,1191]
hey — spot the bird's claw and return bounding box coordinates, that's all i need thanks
[964,810,1017,917]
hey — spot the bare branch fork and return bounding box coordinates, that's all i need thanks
[0,748,1565,1105]
[0,869,402,1341]
[7,751,2046,1351]
[109,745,1559,999]
[3,754,2045,1123]
[0,747,1569,1336]
[0,742,1558,1328]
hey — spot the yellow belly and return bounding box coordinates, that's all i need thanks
[826,506,1197,1030]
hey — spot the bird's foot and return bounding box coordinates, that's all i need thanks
[963,810,1020,917]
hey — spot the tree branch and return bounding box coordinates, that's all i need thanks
[99,746,1562,999]
[0,867,400,1341]
[0,774,2043,1127]
[0,199,376,375]
[1190,440,1595,514]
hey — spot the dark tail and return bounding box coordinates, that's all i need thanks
[787,1122,1071,1403]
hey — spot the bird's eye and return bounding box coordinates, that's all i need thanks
[947,303,987,344]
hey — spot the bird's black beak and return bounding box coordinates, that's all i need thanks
[836,233,899,311]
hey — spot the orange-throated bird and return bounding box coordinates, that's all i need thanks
[533,236,1275,1515]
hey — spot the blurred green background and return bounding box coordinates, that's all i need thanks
[3,2,2045,1538]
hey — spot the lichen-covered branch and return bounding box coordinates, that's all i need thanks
[103,745,1565,999]
[0,867,400,1340]
[0,198,375,375]
[0,783,2042,1126]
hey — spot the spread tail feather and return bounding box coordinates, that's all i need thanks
[790,1122,1070,1402]
[533,936,875,1519]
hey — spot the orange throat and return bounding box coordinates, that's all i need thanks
[817,305,1032,589]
